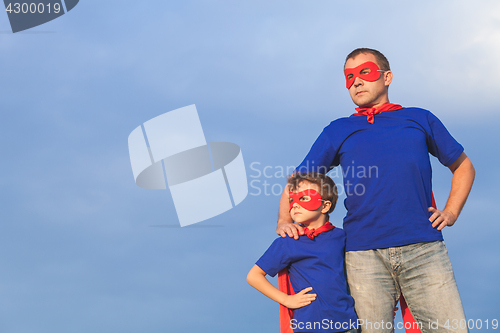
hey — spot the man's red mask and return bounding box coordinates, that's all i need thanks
[344,61,383,89]
[289,189,323,211]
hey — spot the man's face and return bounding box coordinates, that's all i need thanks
[344,53,392,108]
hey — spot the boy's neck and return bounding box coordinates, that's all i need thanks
[301,216,328,229]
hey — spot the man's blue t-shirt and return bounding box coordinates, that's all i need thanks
[256,228,358,333]
[295,108,464,251]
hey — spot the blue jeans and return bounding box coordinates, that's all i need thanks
[346,241,468,333]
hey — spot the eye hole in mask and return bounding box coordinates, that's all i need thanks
[289,189,323,211]
[344,61,384,89]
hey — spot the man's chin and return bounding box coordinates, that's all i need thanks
[352,97,371,108]
[353,101,374,108]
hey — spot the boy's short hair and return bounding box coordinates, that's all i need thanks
[287,172,338,218]
[344,47,391,71]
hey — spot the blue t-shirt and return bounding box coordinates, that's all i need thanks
[256,228,358,333]
[295,108,464,251]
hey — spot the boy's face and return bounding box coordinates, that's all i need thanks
[289,181,330,227]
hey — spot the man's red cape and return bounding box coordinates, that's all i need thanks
[277,194,437,333]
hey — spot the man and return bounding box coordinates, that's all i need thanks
[276,48,475,333]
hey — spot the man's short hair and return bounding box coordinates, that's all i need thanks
[287,172,338,218]
[345,48,391,71]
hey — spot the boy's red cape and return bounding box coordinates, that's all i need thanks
[277,194,437,333]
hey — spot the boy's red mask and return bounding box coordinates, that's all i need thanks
[289,189,323,211]
[344,61,382,89]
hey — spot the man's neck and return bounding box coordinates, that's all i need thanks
[358,100,390,109]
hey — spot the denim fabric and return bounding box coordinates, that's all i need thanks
[346,241,468,333]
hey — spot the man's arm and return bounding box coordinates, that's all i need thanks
[276,188,304,239]
[429,152,475,230]
[246,265,316,309]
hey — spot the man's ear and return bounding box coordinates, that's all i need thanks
[384,70,393,86]
[321,201,332,214]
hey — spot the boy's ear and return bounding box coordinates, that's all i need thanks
[320,201,332,214]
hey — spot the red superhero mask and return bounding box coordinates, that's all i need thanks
[289,189,323,211]
[344,61,383,89]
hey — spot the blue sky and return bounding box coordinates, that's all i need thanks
[0,1,499,332]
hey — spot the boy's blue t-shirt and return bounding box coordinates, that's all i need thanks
[256,228,358,333]
[295,108,464,251]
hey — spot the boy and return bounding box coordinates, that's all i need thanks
[247,172,358,333]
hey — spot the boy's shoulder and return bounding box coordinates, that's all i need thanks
[319,225,346,241]
[270,226,346,246]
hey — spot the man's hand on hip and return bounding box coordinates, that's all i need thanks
[428,207,457,231]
